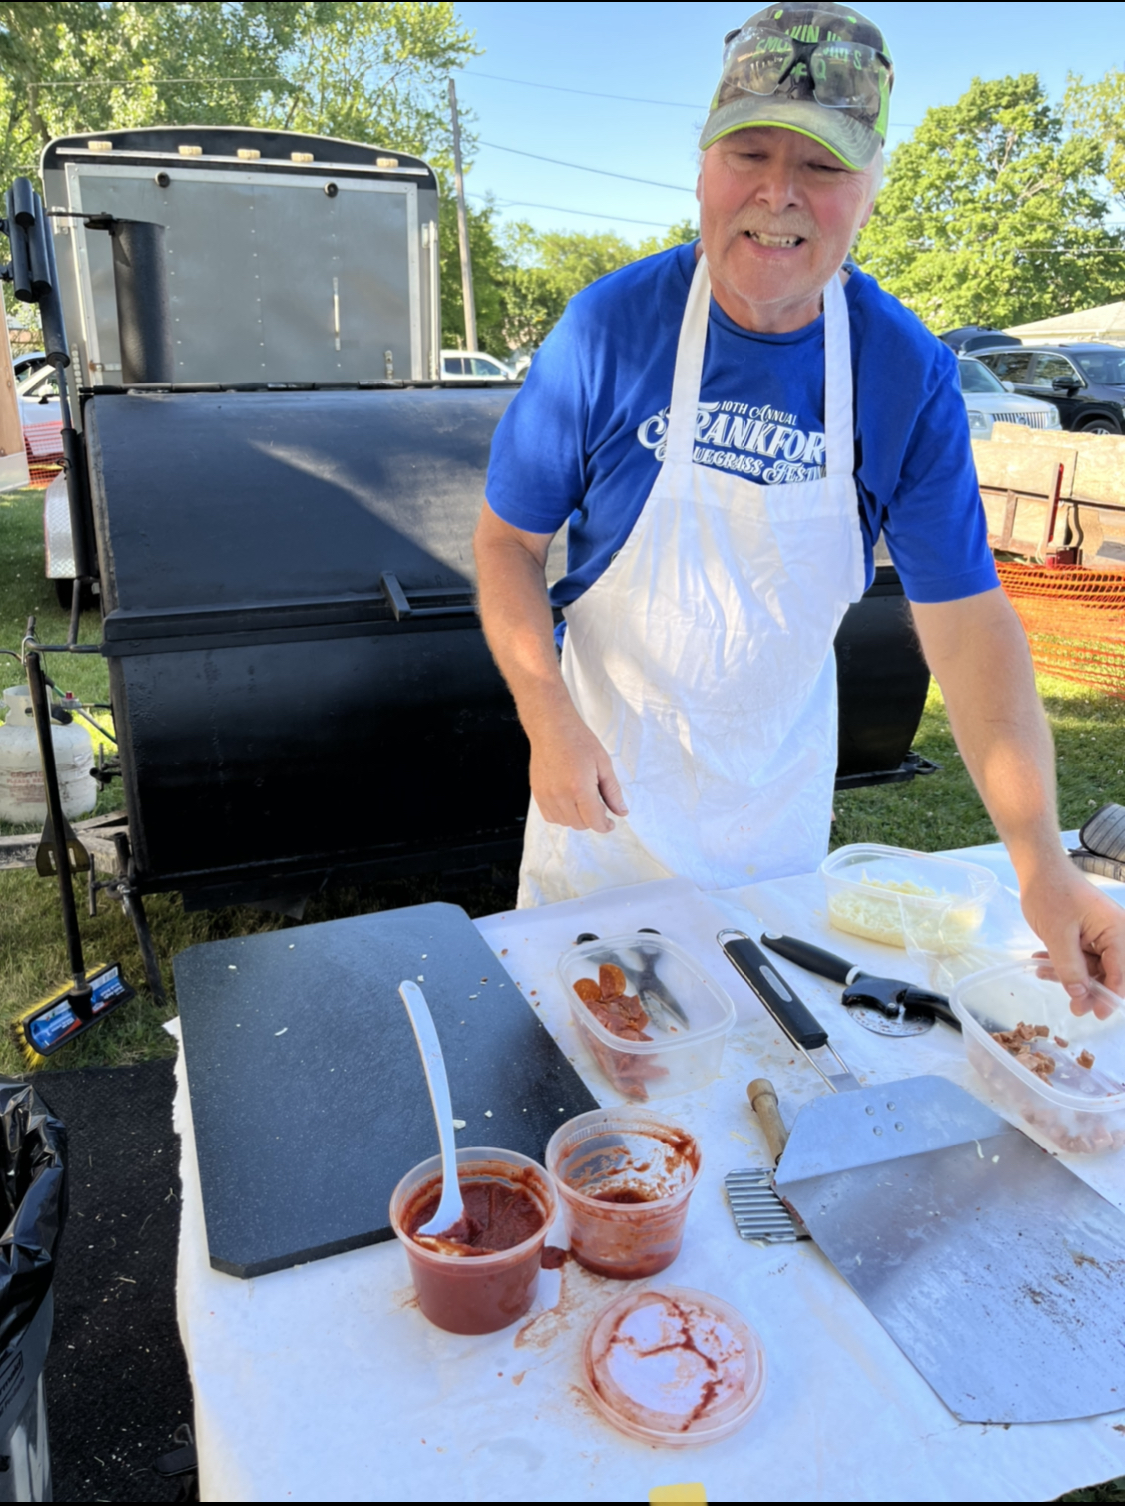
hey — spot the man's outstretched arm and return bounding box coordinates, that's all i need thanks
[912,586,1125,1010]
[473,501,627,833]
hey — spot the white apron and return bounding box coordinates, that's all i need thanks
[518,255,866,907]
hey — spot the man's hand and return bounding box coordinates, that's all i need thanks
[528,707,628,833]
[912,588,1125,1011]
[473,501,628,833]
[1021,857,1125,1016]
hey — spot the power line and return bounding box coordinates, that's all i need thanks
[462,68,703,110]
[462,68,923,133]
[468,191,681,229]
[30,76,284,87]
[478,140,695,192]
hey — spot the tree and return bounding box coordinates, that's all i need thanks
[262,2,477,166]
[438,192,509,353]
[493,217,697,353]
[1065,68,1125,206]
[854,74,1123,330]
[0,3,476,179]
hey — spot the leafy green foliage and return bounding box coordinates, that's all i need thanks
[0,2,476,175]
[438,190,509,352]
[1065,67,1125,206]
[435,204,697,356]
[855,73,1123,330]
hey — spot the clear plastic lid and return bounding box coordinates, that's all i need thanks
[582,1286,766,1446]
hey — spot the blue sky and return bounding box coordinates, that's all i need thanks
[453,1,1125,240]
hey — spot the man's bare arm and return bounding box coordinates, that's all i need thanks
[912,587,1125,1007]
[473,501,627,832]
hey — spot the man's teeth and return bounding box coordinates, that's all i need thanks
[747,231,802,247]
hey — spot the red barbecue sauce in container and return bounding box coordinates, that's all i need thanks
[389,1147,556,1335]
[545,1109,701,1279]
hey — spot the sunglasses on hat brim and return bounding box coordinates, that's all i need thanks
[720,22,892,120]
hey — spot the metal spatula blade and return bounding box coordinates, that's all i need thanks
[725,1166,805,1243]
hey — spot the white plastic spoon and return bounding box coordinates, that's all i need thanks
[397,980,466,1238]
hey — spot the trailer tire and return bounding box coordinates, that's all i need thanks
[54,578,97,612]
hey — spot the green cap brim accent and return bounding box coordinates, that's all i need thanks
[699,95,880,170]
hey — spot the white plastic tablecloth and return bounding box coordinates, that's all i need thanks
[173,845,1125,1501]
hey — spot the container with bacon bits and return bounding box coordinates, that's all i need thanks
[951,958,1125,1154]
[556,934,735,1101]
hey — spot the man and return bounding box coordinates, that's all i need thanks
[473,2,1124,1006]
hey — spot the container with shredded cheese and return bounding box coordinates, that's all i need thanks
[820,844,998,950]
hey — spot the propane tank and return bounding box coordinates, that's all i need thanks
[0,685,97,824]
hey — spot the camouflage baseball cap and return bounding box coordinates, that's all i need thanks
[699,3,894,170]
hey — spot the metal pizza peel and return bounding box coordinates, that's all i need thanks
[720,929,1125,1424]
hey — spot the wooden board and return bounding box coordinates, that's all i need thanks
[972,438,1076,498]
[988,424,1125,508]
[0,335,30,493]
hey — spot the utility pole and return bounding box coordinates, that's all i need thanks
[447,78,478,353]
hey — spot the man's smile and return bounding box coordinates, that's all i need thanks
[742,229,806,248]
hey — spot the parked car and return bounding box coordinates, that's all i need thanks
[940,326,1021,355]
[16,363,63,461]
[17,362,60,422]
[440,349,518,382]
[957,356,1062,439]
[971,342,1125,434]
[11,349,47,380]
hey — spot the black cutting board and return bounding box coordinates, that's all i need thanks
[173,902,597,1277]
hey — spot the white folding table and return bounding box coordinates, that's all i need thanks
[171,842,1125,1501]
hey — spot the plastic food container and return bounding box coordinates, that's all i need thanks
[583,1286,766,1446]
[821,843,998,950]
[951,959,1125,1154]
[556,933,735,1100]
[545,1108,701,1279]
[389,1147,557,1334]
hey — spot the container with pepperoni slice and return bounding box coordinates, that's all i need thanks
[557,933,736,1101]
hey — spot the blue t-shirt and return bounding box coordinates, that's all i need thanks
[485,242,998,609]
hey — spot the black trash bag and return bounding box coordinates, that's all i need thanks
[0,1083,67,1356]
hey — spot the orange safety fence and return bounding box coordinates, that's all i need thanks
[22,420,64,488]
[997,562,1125,700]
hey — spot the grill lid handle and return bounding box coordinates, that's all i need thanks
[379,572,477,621]
[380,572,412,620]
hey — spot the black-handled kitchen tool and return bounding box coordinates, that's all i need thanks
[717,929,860,1091]
[759,933,961,1035]
[760,934,855,984]
[725,1078,809,1244]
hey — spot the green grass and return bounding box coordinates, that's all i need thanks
[4,486,1125,1496]
[832,676,1125,854]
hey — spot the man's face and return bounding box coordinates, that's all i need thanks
[697,126,878,333]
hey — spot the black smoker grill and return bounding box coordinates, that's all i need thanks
[89,385,930,909]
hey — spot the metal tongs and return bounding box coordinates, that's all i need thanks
[574,928,689,1028]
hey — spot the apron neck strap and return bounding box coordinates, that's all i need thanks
[664,255,855,478]
[663,255,712,467]
[821,271,854,480]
